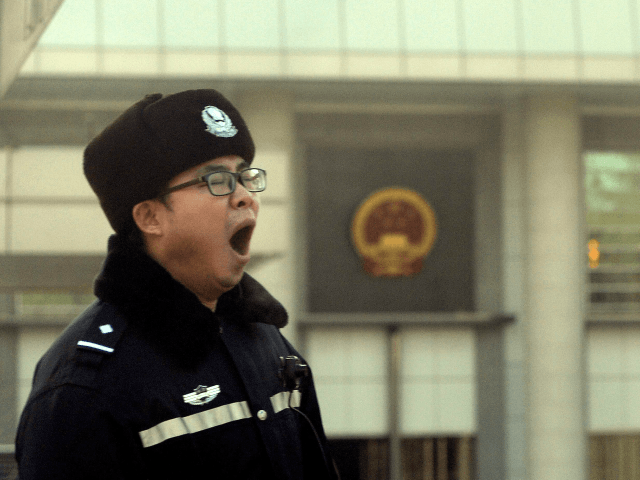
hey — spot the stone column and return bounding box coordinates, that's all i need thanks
[236,91,298,341]
[523,95,586,480]
[501,99,528,480]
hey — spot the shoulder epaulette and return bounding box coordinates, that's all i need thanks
[76,302,126,354]
[71,302,127,387]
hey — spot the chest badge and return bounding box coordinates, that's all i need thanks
[183,385,221,406]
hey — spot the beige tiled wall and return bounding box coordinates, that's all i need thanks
[0,145,291,256]
[12,147,95,198]
[1,146,111,254]
[16,327,65,418]
[252,150,292,201]
[24,50,640,85]
[11,204,111,253]
[250,203,291,254]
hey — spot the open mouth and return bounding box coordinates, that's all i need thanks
[230,225,254,256]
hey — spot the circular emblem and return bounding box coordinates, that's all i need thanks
[351,188,437,277]
[201,106,238,138]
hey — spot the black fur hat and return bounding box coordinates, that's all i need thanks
[84,89,255,233]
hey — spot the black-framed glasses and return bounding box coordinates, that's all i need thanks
[160,168,267,197]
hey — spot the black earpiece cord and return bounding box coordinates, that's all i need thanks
[288,390,334,479]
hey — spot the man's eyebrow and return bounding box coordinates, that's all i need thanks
[195,164,227,176]
[195,161,250,177]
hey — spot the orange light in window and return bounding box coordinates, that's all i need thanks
[588,239,600,269]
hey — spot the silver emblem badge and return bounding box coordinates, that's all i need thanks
[201,106,238,138]
[183,385,221,406]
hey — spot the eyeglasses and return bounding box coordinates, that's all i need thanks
[160,168,267,197]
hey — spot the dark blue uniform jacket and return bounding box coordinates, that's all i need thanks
[15,235,335,480]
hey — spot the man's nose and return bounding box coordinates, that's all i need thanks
[230,182,257,209]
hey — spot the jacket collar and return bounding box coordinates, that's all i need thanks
[94,234,288,364]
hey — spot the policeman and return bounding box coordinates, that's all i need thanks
[15,89,337,480]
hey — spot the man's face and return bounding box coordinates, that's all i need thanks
[156,155,260,305]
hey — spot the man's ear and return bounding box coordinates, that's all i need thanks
[132,200,165,236]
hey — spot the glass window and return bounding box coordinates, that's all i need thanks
[39,0,98,47]
[284,0,340,51]
[101,0,159,47]
[401,329,475,434]
[587,328,640,433]
[16,291,95,317]
[344,0,400,52]
[223,0,280,50]
[579,0,634,55]
[307,328,389,436]
[164,0,220,48]
[404,0,460,53]
[521,0,576,54]
[585,152,640,316]
[462,0,518,53]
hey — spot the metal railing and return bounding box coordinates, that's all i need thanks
[590,435,640,480]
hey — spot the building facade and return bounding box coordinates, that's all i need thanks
[2,1,640,479]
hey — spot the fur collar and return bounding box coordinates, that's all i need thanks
[94,235,288,365]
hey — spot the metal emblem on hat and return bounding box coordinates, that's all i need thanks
[201,106,238,138]
[183,385,221,406]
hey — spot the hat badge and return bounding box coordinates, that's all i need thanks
[201,106,238,138]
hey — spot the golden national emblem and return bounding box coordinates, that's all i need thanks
[351,188,437,277]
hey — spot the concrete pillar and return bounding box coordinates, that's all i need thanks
[502,99,528,480]
[236,91,299,342]
[475,118,508,480]
[523,95,586,479]
[0,325,17,445]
